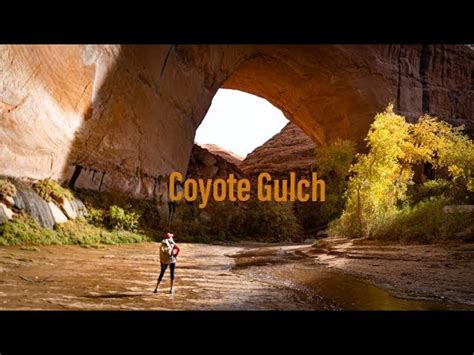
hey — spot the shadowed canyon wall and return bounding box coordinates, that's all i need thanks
[1,45,472,198]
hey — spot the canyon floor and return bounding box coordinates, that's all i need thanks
[0,240,472,310]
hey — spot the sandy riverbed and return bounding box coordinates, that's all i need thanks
[0,241,472,310]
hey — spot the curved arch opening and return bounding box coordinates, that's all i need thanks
[195,88,289,159]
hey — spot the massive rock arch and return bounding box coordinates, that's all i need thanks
[0,45,472,198]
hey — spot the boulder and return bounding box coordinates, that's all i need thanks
[0,202,14,224]
[69,198,87,217]
[2,195,15,208]
[12,182,55,229]
[316,230,329,239]
[60,199,77,220]
[48,202,69,224]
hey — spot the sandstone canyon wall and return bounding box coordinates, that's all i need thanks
[198,144,243,167]
[240,122,318,177]
[1,45,472,198]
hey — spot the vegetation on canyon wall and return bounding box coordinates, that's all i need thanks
[33,178,74,202]
[77,189,301,243]
[0,181,150,246]
[0,213,148,247]
[163,199,301,243]
[329,105,474,243]
[0,179,16,200]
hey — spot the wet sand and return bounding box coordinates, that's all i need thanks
[0,241,472,310]
[0,243,315,310]
[304,238,474,306]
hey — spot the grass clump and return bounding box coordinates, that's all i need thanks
[33,179,74,203]
[0,179,16,200]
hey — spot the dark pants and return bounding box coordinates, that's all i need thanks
[157,262,176,281]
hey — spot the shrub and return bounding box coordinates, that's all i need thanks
[170,199,301,243]
[33,179,74,202]
[375,197,473,243]
[107,205,140,232]
[172,220,211,243]
[85,207,105,227]
[206,201,244,238]
[77,189,161,234]
[296,139,355,232]
[239,199,301,242]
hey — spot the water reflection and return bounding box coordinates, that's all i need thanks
[232,247,473,311]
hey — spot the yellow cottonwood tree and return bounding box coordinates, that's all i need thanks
[331,104,474,239]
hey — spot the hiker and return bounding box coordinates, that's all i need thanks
[154,232,181,294]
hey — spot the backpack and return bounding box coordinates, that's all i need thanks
[160,239,173,264]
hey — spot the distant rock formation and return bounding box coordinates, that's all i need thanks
[187,144,243,180]
[198,144,244,167]
[240,122,318,177]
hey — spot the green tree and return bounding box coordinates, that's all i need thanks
[296,139,355,231]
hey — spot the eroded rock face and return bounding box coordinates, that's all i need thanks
[1,45,472,198]
[187,144,243,180]
[240,122,318,177]
[198,144,243,167]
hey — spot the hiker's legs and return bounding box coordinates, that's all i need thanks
[154,263,168,292]
[169,262,176,294]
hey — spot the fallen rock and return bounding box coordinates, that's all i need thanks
[2,195,15,208]
[47,202,69,224]
[316,230,329,239]
[69,198,87,217]
[0,202,14,224]
[60,199,77,220]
